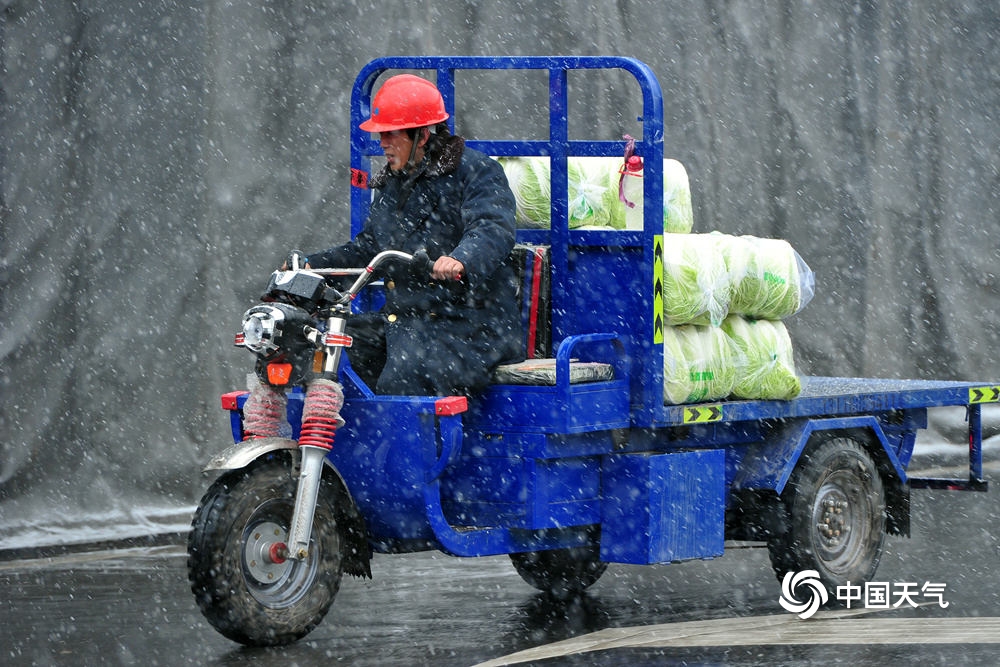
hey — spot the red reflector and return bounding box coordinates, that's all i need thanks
[350,167,369,189]
[234,332,246,346]
[324,333,353,348]
[267,363,294,385]
[435,396,468,416]
[221,391,248,411]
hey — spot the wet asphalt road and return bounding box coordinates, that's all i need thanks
[2,454,999,666]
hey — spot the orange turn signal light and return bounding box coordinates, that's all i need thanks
[267,363,293,385]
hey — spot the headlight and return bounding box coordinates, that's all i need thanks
[235,302,313,358]
[239,306,285,354]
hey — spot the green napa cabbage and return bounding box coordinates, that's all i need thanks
[729,236,815,320]
[499,156,693,232]
[662,324,742,404]
[663,158,694,234]
[497,156,551,228]
[567,157,625,229]
[661,232,816,326]
[721,315,801,400]
[661,232,732,326]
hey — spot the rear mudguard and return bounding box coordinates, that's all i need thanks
[732,415,911,537]
[202,437,372,578]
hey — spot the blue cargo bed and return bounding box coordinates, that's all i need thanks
[658,376,998,427]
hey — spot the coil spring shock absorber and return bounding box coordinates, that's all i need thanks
[298,378,345,450]
[242,375,287,439]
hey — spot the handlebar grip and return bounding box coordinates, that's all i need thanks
[410,248,434,276]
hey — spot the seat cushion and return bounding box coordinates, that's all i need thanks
[492,358,614,386]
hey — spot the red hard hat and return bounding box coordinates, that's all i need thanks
[359,74,450,133]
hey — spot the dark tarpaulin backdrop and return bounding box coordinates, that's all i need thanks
[1,1,998,545]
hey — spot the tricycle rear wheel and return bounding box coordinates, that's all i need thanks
[510,544,607,600]
[767,435,886,594]
[187,454,345,646]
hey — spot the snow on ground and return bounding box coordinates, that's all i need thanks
[0,504,195,552]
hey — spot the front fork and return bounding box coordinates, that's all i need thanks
[287,313,351,559]
[286,444,330,559]
[249,313,350,561]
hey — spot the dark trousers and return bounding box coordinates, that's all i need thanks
[344,310,520,396]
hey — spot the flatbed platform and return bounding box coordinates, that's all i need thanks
[658,376,999,427]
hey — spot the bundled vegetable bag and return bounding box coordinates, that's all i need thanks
[728,236,815,320]
[567,157,625,229]
[497,156,694,233]
[496,156,551,228]
[721,315,801,400]
[661,232,733,327]
[663,158,694,234]
[662,323,742,404]
[661,232,815,326]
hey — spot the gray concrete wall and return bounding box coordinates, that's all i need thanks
[1,1,998,534]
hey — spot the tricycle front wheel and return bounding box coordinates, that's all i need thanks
[187,454,345,646]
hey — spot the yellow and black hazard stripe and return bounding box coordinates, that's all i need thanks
[969,386,1000,404]
[683,404,723,424]
[653,234,664,344]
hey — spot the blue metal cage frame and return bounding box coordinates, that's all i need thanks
[350,55,668,423]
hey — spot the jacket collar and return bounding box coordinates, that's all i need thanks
[369,134,465,189]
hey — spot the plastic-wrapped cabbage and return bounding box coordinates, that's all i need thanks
[498,155,696,233]
[712,232,751,288]
[729,236,815,320]
[661,232,733,326]
[722,315,801,400]
[662,324,742,404]
[567,157,625,229]
[663,158,694,234]
[497,156,551,228]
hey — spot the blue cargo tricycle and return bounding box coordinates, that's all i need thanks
[187,56,993,646]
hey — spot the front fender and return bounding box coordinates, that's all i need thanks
[203,437,299,472]
[202,436,372,578]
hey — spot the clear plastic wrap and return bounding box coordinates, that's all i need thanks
[567,157,625,229]
[242,373,288,438]
[661,232,733,327]
[662,323,742,404]
[497,156,694,233]
[661,232,815,325]
[721,315,801,400]
[729,236,815,320]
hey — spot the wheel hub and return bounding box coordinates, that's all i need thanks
[244,521,292,584]
[816,494,851,545]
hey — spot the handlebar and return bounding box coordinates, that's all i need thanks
[307,249,425,306]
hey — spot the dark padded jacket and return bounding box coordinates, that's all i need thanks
[307,134,523,394]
